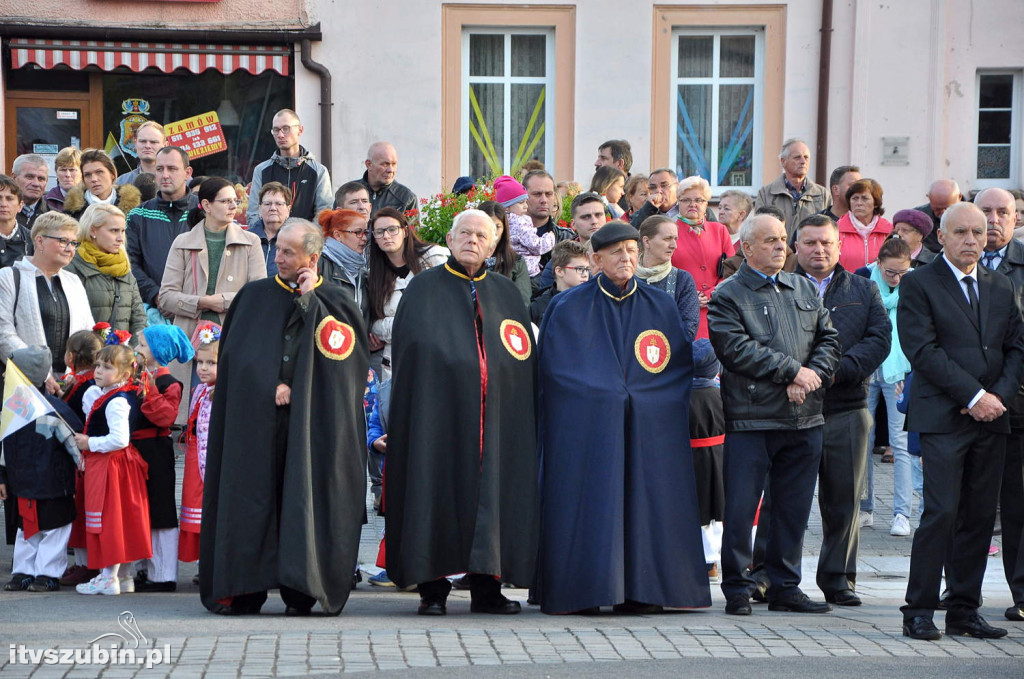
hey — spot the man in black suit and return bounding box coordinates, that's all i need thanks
[898,201,1024,641]
[977,187,1024,622]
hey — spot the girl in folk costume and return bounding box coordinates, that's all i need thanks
[178,322,219,567]
[58,328,103,587]
[74,339,152,595]
[131,324,194,593]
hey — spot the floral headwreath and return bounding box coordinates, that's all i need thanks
[93,322,132,346]
[191,321,222,350]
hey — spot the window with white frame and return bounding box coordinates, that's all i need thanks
[671,28,764,193]
[462,28,554,180]
[976,71,1020,187]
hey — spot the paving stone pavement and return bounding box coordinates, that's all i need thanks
[1,449,1020,677]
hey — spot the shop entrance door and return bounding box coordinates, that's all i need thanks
[4,90,101,173]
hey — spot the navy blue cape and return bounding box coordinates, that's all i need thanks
[536,274,711,613]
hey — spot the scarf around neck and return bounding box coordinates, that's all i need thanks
[323,238,366,283]
[78,240,131,277]
[85,188,117,206]
[850,213,879,239]
[635,259,673,284]
[868,262,911,383]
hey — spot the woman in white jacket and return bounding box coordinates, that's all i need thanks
[0,212,95,394]
[366,207,448,381]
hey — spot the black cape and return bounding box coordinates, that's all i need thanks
[385,257,539,588]
[536,274,711,614]
[200,276,369,614]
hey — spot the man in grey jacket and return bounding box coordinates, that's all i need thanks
[753,139,830,237]
[708,213,840,617]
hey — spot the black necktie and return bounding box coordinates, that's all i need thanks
[964,276,981,325]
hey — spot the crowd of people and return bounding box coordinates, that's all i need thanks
[2,112,1024,642]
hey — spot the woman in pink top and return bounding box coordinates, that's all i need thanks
[670,176,735,340]
[837,178,893,272]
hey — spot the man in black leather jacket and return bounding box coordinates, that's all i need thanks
[708,212,840,617]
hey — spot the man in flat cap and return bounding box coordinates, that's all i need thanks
[535,221,710,614]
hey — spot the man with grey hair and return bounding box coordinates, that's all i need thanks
[754,139,830,235]
[200,215,370,617]
[630,168,681,228]
[386,208,539,617]
[353,141,418,216]
[916,179,963,254]
[12,155,50,230]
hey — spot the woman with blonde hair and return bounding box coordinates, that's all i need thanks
[67,204,146,337]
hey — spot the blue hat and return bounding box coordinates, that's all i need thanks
[142,325,196,367]
[692,339,720,382]
[451,176,475,195]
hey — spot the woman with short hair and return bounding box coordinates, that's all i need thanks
[45,147,82,212]
[837,178,892,272]
[62,149,141,220]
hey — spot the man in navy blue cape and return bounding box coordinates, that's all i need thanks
[536,221,711,614]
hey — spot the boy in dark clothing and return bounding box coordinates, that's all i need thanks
[688,339,726,582]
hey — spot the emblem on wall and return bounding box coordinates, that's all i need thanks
[118,98,151,159]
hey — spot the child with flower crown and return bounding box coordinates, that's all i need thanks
[178,322,219,569]
[130,324,194,593]
[74,336,152,595]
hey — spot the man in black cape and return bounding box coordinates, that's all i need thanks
[200,219,369,616]
[385,209,538,616]
[536,221,711,615]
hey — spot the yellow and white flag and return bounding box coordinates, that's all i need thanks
[0,359,56,441]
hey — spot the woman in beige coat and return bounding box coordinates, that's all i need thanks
[159,177,266,401]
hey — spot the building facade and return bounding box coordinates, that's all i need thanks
[1,0,1022,209]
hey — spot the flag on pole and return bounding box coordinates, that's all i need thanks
[104,132,133,173]
[1,359,82,468]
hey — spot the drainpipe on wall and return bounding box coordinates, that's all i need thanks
[300,39,332,176]
[815,0,834,187]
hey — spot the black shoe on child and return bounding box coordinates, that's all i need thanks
[27,575,60,592]
[4,573,34,591]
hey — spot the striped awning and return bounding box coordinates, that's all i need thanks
[9,39,291,76]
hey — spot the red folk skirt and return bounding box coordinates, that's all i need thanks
[177,437,203,563]
[84,446,153,570]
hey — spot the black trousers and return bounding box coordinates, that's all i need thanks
[419,574,501,604]
[1000,428,1024,605]
[816,408,871,596]
[721,427,823,601]
[902,424,1005,620]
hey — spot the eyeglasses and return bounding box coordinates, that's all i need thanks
[42,235,80,249]
[882,268,912,278]
[566,266,591,277]
[343,229,369,238]
[214,198,240,206]
[270,125,295,135]
[261,201,288,208]
[679,197,708,205]
[373,225,403,238]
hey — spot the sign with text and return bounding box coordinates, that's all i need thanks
[165,111,227,160]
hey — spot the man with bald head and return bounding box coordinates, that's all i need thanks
[975,187,1024,623]
[246,109,333,224]
[916,179,963,254]
[898,201,1024,640]
[353,142,418,216]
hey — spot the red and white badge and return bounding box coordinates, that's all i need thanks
[635,330,670,373]
[499,319,532,360]
[315,316,355,361]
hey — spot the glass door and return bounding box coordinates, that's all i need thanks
[4,90,99,180]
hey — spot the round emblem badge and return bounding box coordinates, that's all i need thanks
[499,319,532,360]
[635,330,670,373]
[315,316,355,361]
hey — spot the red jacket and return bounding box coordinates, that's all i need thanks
[837,213,893,272]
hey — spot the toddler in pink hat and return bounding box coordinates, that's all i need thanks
[495,175,554,277]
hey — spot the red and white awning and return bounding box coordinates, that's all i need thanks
[9,39,291,76]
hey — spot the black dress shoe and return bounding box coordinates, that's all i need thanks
[572,607,601,615]
[903,616,941,640]
[417,600,447,616]
[825,589,862,606]
[4,573,34,591]
[946,613,1008,639]
[285,606,312,617]
[470,594,521,614]
[135,579,177,593]
[768,590,832,613]
[612,600,663,614]
[1004,604,1024,622]
[725,594,752,616]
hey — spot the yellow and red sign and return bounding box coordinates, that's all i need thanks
[165,111,227,160]
[315,316,356,361]
[499,319,532,360]
[635,330,670,373]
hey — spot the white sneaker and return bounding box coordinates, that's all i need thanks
[120,577,134,593]
[890,513,911,537]
[859,511,874,528]
[76,574,121,595]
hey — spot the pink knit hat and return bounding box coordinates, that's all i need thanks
[494,175,528,208]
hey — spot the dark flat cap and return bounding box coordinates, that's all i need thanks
[590,221,640,252]
[891,209,934,238]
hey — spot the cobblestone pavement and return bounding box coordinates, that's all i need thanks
[1,451,1020,677]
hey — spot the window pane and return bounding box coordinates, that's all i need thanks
[468,83,504,178]
[979,111,1012,143]
[511,35,545,77]
[676,84,711,180]
[979,74,1014,109]
[469,34,503,77]
[511,84,546,172]
[720,36,755,78]
[678,36,713,78]
[978,146,1011,179]
[718,85,754,186]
